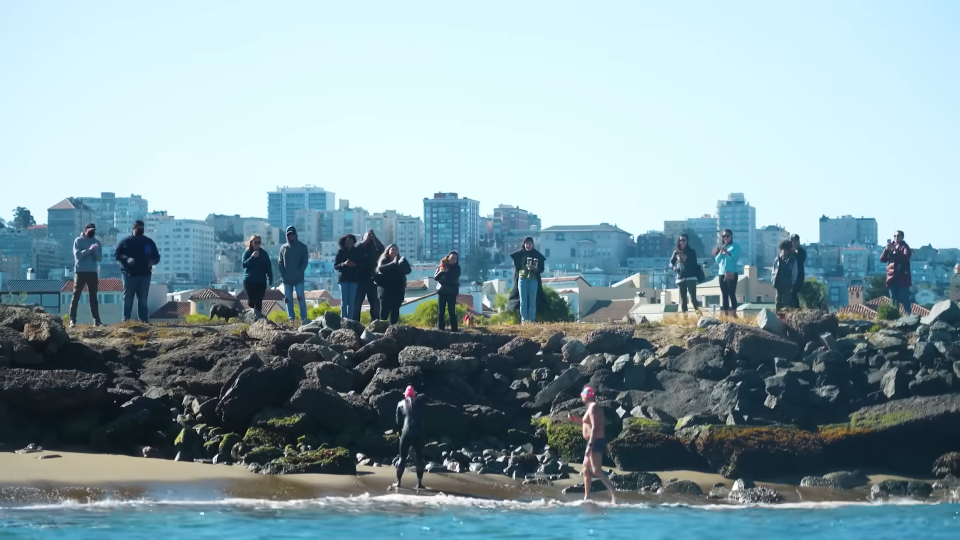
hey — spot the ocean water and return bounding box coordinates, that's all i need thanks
[1,495,959,539]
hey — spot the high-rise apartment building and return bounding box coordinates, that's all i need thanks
[267,186,336,230]
[819,215,879,246]
[76,193,148,233]
[756,225,791,268]
[47,198,96,269]
[368,210,399,245]
[492,205,535,242]
[635,231,673,258]
[717,193,757,270]
[423,193,480,260]
[151,219,215,284]
[395,214,424,261]
[294,200,368,246]
[664,215,718,246]
[0,228,62,280]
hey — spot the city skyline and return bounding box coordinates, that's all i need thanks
[2,2,958,247]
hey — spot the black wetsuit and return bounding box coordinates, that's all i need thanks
[395,396,425,486]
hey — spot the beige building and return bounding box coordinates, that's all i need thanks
[692,265,776,307]
[756,225,790,269]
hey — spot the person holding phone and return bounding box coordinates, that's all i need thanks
[881,230,912,315]
[508,237,546,324]
[375,243,412,325]
[115,220,161,323]
[670,233,701,315]
[712,229,741,317]
[241,234,273,313]
[334,234,361,320]
[435,251,461,331]
[69,223,103,327]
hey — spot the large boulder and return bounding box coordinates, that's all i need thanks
[498,338,541,362]
[363,366,424,397]
[245,319,313,353]
[881,367,910,400]
[22,319,69,355]
[756,309,789,338]
[784,310,839,347]
[0,327,43,365]
[607,431,694,471]
[304,362,356,393]
[933,452,960,478]
[921,300,960,326]
[616,371,716,420]
[582,327,633,354]
[422,401,468,439]
[216,359,305,431]
[691,323,800,362]
[531,366,582,408]
[384,325,512,351]
[353,353,397,390]
[0,368,109,414]
[328,328,362,351]
[258,447,356,475]
[463,404,509,437]
[397,347,479,374]
[662,344,730,381]
[285,380,360,434]
[0,305,63,333]
[355,337,400,363]
[90,396,174,452]
[139,337,260,396]
[693,426,824,479]
[562,340,589,364]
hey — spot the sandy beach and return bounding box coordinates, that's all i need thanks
[0,450,933,507]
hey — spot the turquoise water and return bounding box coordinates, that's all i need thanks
[2,496,959,539]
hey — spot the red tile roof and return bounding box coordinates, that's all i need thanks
[62,278,124,293]
[236,288,285,301]
[849,286,863,293]
[48,198,77,210]
[190,288,239,301]
[150,301,191,320]
[836,297,931,318]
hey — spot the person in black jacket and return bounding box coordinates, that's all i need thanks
[434,251,461,331]
[334,234,361,320]
[114,220,161,323]
[507,237,547,324]
[670,234,701,314]
[790,234,807,308]
[356,229,385,321]
[375,244,411,324]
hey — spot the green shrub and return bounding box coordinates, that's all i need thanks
[532,418,587,461]
[488,310,520,326]
[402,299,468,328]
[307,303,340,320]
[876,303,899,321]
[185,313,210,324]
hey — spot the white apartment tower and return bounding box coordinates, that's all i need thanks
[717,193,757,270]
[267,186,336,230]
[150,218,215,284]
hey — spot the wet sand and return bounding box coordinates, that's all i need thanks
[0,450,935,506]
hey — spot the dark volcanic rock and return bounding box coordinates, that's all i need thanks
[22,319,70,355]
[617,371,716,420]
[610,471,662,491]
[246,319,313,353]
[693,426,824,479]
[608,431,693,471]
[561,340,588,364]
[662,344,730,381]
[908,371,951,397]
[800,471,869,489]
[532,367,583,409]
[870,480,933,499]
[658,480,703,496]
[921,300,960,326]
[355,336,400,363]
[0,327,43,365]
[463,404,509,437]
[691,323,800,363]
[784,311,839,347]
[498,337,541,362]
[0,305,64,333]
[354,354,397,390]
[285,380,360,434]
[328,329,362,351]
[881,367,910,399]
[304,362,356,393]
[384,325,512,351]
[139,337,259,396]
[397,346,480,374]
[0,369,109,414]
[216,359,305,431]
[582,327,633,354]
[933,452,960,478]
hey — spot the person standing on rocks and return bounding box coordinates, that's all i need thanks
[278,226,309,322]
[508,237,547,324]
[375,243,411,324]
[356,230,385,321]
[569,386,616,504]
[241,234,273,314]
[772,239,798,312]
[394,385,425,490]
[712,229,740,317]
[790,234,807,308]
[670,233,702,315]
[114,220,161,323]
[435,251,461,331]
[334,234,361,320]
[69,223,103,328]
[881,230,913,315]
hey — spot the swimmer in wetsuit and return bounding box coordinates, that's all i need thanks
[394,385,425,489]
[569,386,616,503]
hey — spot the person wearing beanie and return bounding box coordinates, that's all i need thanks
[356,229,385,322]
[508,237,547,324]
[114,220,161,323]
[69,223,103,327]
[278,226,309,321]
[435,251,461,331]
[393,385,425,490]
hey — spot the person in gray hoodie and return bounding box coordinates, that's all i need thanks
[278,226,309,321]
[69,223,103,327]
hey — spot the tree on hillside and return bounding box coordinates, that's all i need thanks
[11,207,36,229]
[0,217,6,229]
[216,229,244,243]
[683,228,708,256]
[864,274,887,302]
[463,248,490,283]
[539,286,574,322]
[797,279,828,310]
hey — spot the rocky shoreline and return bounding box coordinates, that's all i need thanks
[3,302,960,504]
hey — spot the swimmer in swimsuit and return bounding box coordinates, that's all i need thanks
[568,386,616,503]
[393,385,425,490]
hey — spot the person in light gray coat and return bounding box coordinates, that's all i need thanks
[69,223,103,327]
[279,226,309,321]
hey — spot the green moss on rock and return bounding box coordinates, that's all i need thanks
[623,417,673,435]
[244,445,284,465]
[608,431,692,471]
[265,446,356,475]
[252,409,315,438]
[534,419,587,461]
[243,427,286,448]
[694,426,823,479]
[219,432,242,454]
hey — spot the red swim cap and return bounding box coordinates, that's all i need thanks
[581,386,595,398]
[404,386,416,398]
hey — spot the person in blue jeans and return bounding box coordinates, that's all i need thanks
[508,237,546,324]
[881,230,912,315]
[334,234,361,320]
[278,226,309,321]
[114,220,160,323]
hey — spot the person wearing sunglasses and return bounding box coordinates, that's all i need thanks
[712,229,741,317]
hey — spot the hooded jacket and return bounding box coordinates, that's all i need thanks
[278,227,309,285]
[435,254,461,296]
[115,233,161,277]
[772,253,798,291]
[376,251,412,291]
[880,242,912,288]
[507,247,548,314]
[74,235,103,273]
[358,235,385,282]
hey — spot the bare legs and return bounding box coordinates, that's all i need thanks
[582,451,616,503]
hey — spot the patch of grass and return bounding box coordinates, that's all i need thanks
[243,427,286,447]
[868,324,882,333]
[274,446,350,466]
[623,417,673,434]
[849,410,917,430]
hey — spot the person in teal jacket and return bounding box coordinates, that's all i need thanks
[712,228,741,316]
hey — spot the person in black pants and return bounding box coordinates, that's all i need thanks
[355,230,385,321]
[394,385,424,490]
[670,234,701,314]
[435,251,460,331]
[790,234,807,308]
[375,244,412,324]
[241,235,273,312]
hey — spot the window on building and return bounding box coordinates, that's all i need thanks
[570,248,576,257]
[545,248,550,257]
[556,233,565,241]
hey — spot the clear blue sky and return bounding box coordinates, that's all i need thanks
[2,1,957,247]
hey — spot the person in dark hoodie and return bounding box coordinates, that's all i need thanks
[242,234,273,313]
[772,239,798,312]
[881,230,912,315]
[334,234,361,320]
[508,237,547,324]
[435,251,461,331]
[790,234,807,309]
[375,243,412,324]
[114,220,160,323]
[279,226,309,321]
[670,233,702,315]
[356,229,385,321]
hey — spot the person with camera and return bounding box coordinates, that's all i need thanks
[69,223,103,328]
[375,243,412,325]
[435,251,461,331]
[670,233,702,315]
[880,230,913,315]
[508,237,547,324]
[772,240,798,312]
[790,234,807,308]
[712,229,741,317]
[334,234,361,320]
[241,234,274,313]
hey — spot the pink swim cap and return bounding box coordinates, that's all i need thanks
[581,386,595,398]
[404,386,416,398]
